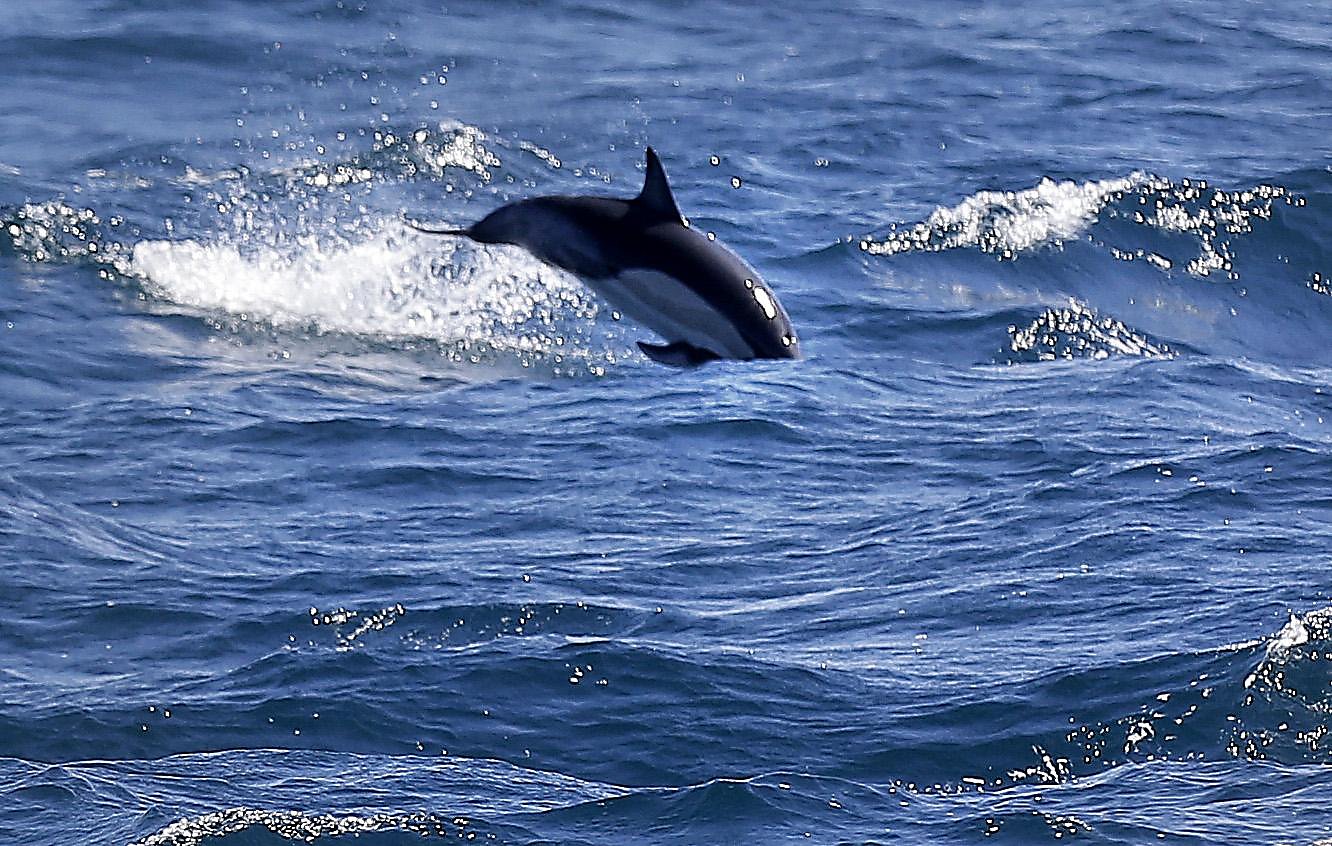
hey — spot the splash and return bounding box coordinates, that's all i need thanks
[1238,607,1332,753]
[974,606,1332,794]
[131,807,475,846]
[0,200,129,270]
[863,173,1303,283]
[1,123,642,373]
[309,602,407,650]
[1102,179,1298,280]
[127,228,608,367]
[862,174,1160,259]
[1006,301,1173,362]
[298,120,503,188]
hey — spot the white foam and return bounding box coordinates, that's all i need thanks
[1243,609,1321,689]
[865,172,1163,257]
[128,227,609,360]
[1270,611,1311,655]
[1007,300,1174,361]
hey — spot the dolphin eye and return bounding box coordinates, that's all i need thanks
[750,284,778,320]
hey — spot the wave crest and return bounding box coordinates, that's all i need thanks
[862,173,1303,285]
[862,173,1158,258]
[131,807,472,846]
[1006,301,1174,362]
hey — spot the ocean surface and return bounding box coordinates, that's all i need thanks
[2,2,1331,843]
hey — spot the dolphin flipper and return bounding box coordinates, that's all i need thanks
[637,340,721,367]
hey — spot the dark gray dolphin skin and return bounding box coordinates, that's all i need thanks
[409,147,799,366]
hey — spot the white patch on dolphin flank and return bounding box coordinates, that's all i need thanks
[584,269,755,359]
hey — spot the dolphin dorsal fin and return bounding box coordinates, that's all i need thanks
[634,147,684,225]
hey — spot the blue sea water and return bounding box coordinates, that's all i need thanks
[2,1,1331,843]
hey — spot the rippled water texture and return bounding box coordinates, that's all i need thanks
[2,2,1331,844]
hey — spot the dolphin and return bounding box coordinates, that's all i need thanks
[409,147,799,366]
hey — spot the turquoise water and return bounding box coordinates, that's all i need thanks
[2,2,1331,843]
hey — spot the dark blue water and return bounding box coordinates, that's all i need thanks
[3,2,1331,843]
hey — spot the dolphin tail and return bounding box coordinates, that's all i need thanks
[403,216,471,238]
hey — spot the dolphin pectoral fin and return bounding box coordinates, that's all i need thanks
[637,340,721,367]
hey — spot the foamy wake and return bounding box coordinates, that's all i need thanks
[129,228,620,365]
[1,121,642,372]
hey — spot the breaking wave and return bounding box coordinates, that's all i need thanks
[8,604,1325,846]
[859,169,1327,365]
[863,173,1160,259]
[1005,301,1174,363]
[861,173,1301,280]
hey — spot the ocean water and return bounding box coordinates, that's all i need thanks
[2,1,1331,843]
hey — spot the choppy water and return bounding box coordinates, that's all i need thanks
[2,2,1331,844]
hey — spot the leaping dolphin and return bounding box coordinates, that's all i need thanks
[409,147,799,366]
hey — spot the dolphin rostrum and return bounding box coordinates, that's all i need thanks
[409,147,799,366]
